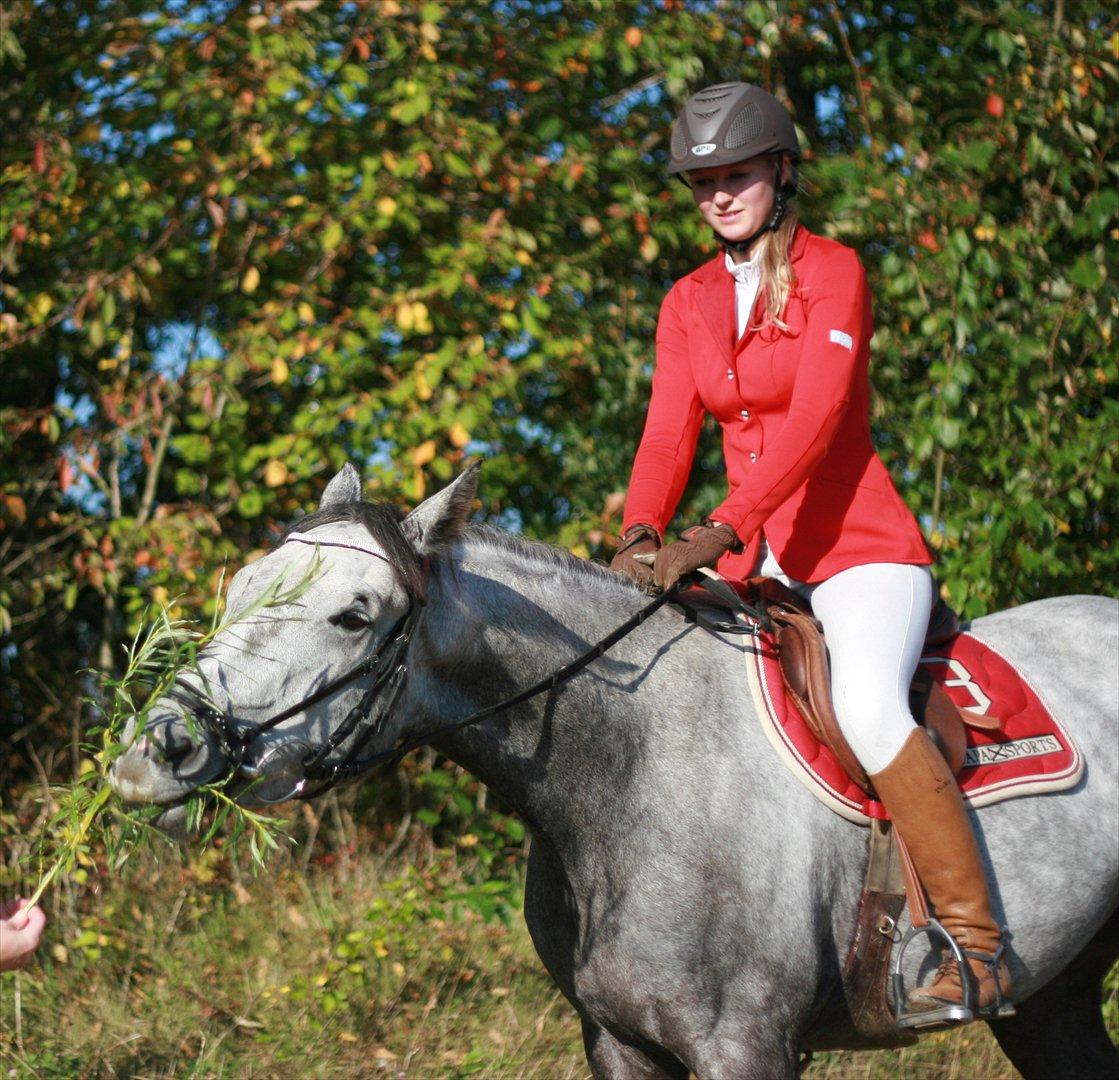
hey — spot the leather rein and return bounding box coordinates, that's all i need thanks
[166,543,764,802]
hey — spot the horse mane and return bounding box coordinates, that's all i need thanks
[281,502,639,601]
[460,522,638,593]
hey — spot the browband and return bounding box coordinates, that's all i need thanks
[283,532,393,564]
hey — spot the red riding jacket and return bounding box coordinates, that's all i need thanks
[621,225,933,584]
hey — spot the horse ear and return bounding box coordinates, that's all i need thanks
[402,460,480,556]
[319,463,363,509]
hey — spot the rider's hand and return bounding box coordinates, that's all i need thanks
[609,524,660,588]
[652,520,742,590]
[0,898,47,972]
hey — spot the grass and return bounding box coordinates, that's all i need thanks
[5,810,1115,1080]
[2,834,586,1079]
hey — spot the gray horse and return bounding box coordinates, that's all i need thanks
[111,464,1119,1078]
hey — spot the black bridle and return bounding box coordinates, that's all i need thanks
[169,601,423,800]
[166,541,765,802]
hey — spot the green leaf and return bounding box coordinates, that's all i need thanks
[1067,255,1104,290]
[321,220,344,253]
[237,490,264,518]
[391,89,431,124]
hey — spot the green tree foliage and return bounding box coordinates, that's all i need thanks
[2,0,1115,773]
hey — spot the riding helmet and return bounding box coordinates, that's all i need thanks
[667,82,800,177]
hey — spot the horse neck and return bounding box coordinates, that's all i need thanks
[415,533,708,838]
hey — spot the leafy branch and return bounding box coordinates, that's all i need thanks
[22,555,325,905]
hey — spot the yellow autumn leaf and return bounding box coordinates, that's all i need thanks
[516,249,533,266]
[449,422,470,448]
[264,460,287,487]
[271,357,289,384]
[415,370,433,401]
[640,234,660,263]
[152,586,170,606]
[297,302,314,324]
[242,266,261,294]
[411,440,437,467]
[377,196,397,217]
[396,302,415,331]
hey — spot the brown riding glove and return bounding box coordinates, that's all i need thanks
[652,520,743,590]
[609,524,660,588]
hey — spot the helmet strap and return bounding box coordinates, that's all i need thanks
[719,161,791,259]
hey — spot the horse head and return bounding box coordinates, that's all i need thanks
[109,461,479,832]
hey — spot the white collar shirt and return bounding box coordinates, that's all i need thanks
[725,251,761,339]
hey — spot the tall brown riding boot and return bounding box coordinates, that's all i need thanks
[869,728,1013,1017]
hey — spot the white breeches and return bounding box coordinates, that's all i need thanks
[757,543,935,774]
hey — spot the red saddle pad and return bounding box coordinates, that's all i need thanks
[747,628,1083,824]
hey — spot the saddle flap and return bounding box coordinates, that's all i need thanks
[773,608,873,793]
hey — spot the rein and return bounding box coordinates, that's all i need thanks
[169,543,767,802]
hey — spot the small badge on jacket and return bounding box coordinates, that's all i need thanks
[829,329,854,350]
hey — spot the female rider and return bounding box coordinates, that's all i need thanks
[610,82,1012,1022]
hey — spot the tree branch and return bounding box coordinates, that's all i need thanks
[135,413,174,530]
[0,219,182,353]
[829,3,873,145]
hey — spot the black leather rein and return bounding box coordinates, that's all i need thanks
[165,547,765,802]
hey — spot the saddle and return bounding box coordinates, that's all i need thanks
[751,577,1004,793]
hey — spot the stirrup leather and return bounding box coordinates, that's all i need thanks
[890,920,1015,1029]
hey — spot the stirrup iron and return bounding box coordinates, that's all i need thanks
[891,920,1014,1029]
[891,917,973,1029]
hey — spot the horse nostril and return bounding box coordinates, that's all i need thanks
[150,722,197,767]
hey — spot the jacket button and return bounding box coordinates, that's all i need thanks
[726,369,734,380]
[740,409,750,420]
[749,452,758,462]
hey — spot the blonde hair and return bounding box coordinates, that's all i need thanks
[749,210,799,334]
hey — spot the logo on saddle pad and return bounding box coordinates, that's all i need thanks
[919,656,992,714]
[964,734,1063,769]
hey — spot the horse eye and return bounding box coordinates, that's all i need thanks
[337,609,369,632]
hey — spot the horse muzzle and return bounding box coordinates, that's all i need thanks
[109,712,224,806]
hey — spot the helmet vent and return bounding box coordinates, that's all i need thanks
[670,122,688,160]
[693,109,720,120]
[726,103,765,149]
[697,90,732,102]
